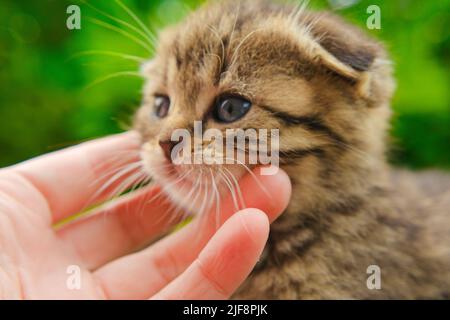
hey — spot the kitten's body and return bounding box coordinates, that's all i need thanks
[235,168,450,299]
[135,0,450,299]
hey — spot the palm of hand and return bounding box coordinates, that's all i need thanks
[0,171,103,299]
[0,133,290,299]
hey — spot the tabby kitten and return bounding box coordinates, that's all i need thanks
[134,0,450,299]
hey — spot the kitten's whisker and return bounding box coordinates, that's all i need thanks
[133,174,155,220]
[205,172,215,215]
[206,170,217,214]
[81,162,142,213]
[105,170,146,201]
[219,167,239,212]
[148,167,192,210]
[152,168,194,225]
[69,50,146,63]
[89,149,140,171]
[122,171,152,215]
[129,171,149,193]
[84,71,143,90]
[223,167,246,209]
[165,194,186,225]
[114,0,158,45]
[209,168,221,230]
[90,159,142,189]
[181,170,202,218]
[170,169,196,207]
[89,162,142,204]
[100,170,148,224]
[221,156,271,199]
[87,17,154,54]
[152,187,182,227]
[80,62,138,68]
[81,0,155,49]
[198,170,210,217]
[89,150,140,175]
[163,199,182,227]
[189,169,204,215]
[143,162,177,171]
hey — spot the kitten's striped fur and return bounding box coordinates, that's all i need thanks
[135,0,450,299]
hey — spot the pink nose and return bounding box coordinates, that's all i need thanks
[159,140,176,162]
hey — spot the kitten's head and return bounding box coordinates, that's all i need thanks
[134,0,395,215]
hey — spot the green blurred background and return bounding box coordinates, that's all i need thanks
[0,0,448,169]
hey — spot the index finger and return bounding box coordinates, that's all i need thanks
[9,131,141,223]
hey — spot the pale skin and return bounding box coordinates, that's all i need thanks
[0,132,291,299]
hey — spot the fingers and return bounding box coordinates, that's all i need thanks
[151,209,269,300]
[10,131,141,223]
[94,167,291,299]
[56,185,177,270]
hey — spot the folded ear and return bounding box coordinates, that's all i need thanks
[305,12,383,79]
[304,40,365,81]
[296,11,390,99]
[314,37,377,82]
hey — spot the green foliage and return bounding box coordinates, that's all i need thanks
[0,0,448,169]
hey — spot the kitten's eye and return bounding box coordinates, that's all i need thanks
[214,96,252,123]
[154,95,170,118]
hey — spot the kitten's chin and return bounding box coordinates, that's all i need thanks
[142,158,247,216]
[141,159,212,215]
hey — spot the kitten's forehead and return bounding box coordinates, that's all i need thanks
[156,0,298,87]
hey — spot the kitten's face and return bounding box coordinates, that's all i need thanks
[134,0,393,215]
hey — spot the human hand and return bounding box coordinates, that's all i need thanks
[0,132,291,299]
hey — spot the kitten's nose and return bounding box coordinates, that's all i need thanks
[159,140,176,162]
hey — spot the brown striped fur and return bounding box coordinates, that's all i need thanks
[134,0,450,299]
